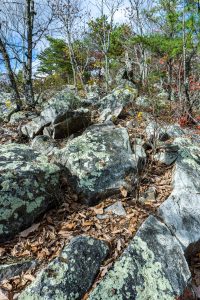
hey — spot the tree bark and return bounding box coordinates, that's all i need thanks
[24,0,34,106]
[0,38,22,109]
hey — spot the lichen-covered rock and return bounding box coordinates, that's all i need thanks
[19,236,109,300]
[98,82,138,122]
[173,137,200,193]
[55,123,137,204]
[21,90,88,139]
[43,108,91,139]
[158,192,200,256]
[89,216,190,300]
[9,111,38,124]
[31,135,57,155]
[157,137,200,255]
[0,259,37,282]
[0,143,61,241]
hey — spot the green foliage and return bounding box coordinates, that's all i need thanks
[38,36,72,81]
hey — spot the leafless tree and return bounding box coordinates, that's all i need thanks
[94,0,124,91]
[0,0,54,107]
[51,0,87,93]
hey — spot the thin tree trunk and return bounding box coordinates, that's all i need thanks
[0,38,22,109]
[24,0,34,106]
[167,58,173,101]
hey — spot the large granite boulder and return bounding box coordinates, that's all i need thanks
[173,137,200,193]
[98,82,138,122]
[19,236,109,300]
[158,137,200,256]
[0,143,61,242]
[89,216,190,300]
[21,90,90,139]
[55,123,138,204]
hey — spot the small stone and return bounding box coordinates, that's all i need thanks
[105,201,126,216]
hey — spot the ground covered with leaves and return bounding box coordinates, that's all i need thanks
[0,103,200,299]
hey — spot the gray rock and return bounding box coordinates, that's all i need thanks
[55,123,137,204]
[89,216,190,300]
[133,142,147,171]
[99,83,138,122]
[154,151,178,165]
[0,143,61,242]
[105,201,126,216]
[166,124,185,137]
[43,108,91,139]
[173,138,200,193]
[31,135,57,155]
[19,236,109,300]
[156,137,200,268]
[135,96,150,108]
[21,90,87,139]
[158,192,200,256]
[138,186,156,204]
[0,259,37,282]
[146,122,170,142]
[9,111,38,124]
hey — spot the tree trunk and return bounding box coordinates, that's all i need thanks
[24,0,34,106]
[0,38,22,109]
[167,58,173,101]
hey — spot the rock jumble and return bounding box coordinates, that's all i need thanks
[88,134,200,299]
[21,90,91,139]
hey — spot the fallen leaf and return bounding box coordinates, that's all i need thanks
[20,223,40,238]
[92,207,104,215]
[62,223,76,230]
[58,230,71,238]
[82,221,93,226]
[120,187,128,198]
[23,274,36,282]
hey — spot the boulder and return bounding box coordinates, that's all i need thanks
[98,82,138,122]
[21,90,90,139]
[158,192,200,256]
[9,111,38,124]
[89,216,190,300]
[31,135,57,155]
[55,123,137,204]
[43,108,91,139]
[0,143,61,242]
[157,139,200,257]
[173,137,200,193]
[154,144,179,165]
[19,236,109,300]
[154,151,178,165]
[146,122,170,142]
